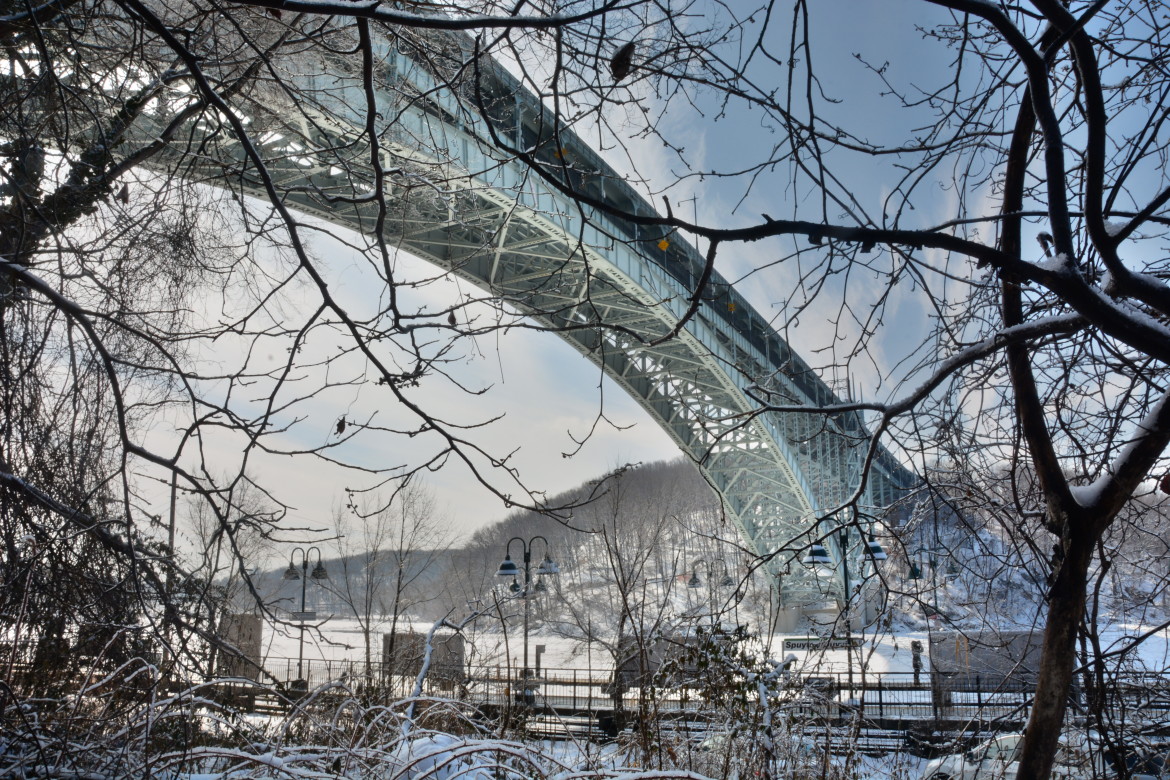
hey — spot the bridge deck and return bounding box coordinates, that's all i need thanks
[132,26,919,603]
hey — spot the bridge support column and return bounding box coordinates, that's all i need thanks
[860,584,886,628]
[774,605,801,633]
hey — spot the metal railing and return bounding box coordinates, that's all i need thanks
[233,660,1170,740]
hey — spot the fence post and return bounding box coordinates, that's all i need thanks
[930,670,939,722]
[975,674,983,725]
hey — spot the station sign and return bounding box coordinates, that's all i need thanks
[782,636,861,651]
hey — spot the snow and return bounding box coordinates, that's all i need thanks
[1034,251,1073,274]
[12,613,1168,780]
[263,616,932,676]
[17,565,1170,779]
[1105,219,1128,237]
[386,734,498,780]
[1070,389,1170,511]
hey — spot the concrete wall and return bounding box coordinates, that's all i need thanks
[217,613,263,680]
[929,629,1042,687]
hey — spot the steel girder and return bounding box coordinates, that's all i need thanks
[135,29,916,603]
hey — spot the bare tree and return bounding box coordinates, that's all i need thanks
[0,0,648,764]
[8,0,1170,777]
[186,477,280,676]
[537,463,727,758]
[328,481,450,682]
[0,6,255,691]
[0,0,645,710]
[424,3,1170,775]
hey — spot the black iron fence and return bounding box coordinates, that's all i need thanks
[210,659,1170,746]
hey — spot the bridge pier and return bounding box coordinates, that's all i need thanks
[771,594,881,634]
[775,605,801,633]
[861,588,884,627]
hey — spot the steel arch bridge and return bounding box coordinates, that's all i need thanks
[148,29,916,606]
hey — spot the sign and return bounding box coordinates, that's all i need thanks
[290,611,317,621]
[783,636,861,652]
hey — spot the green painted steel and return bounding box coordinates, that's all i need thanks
[137,30,916,602]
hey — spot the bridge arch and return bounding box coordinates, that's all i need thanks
[148,29,916,605]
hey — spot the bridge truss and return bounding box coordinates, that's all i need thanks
[146,28,916,606]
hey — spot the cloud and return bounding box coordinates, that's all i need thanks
[147,221,680,549]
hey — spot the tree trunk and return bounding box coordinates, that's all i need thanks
[1016,536,1094,779]
[364,625,372,682]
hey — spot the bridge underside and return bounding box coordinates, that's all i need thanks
[138,27,916,606]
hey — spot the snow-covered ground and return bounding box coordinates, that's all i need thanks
[261,616,923,674]
[227,617,1170,780]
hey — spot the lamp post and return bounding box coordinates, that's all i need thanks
[804,528,887,621]
[687,558,736,628]
[908,545,948,620]
[804,526,886,696]
[496,536,558,685]
[283,546,328,685]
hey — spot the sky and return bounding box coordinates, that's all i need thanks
[157,227,684,553]
[229,240,683,541]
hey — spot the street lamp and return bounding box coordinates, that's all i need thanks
[496,536,558,686]
[687,558,736,627]
[907,544,950,620]
[283,546,328,685]
[803,543,833,567]
[803,526,885,697]
[803,527,887,617]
